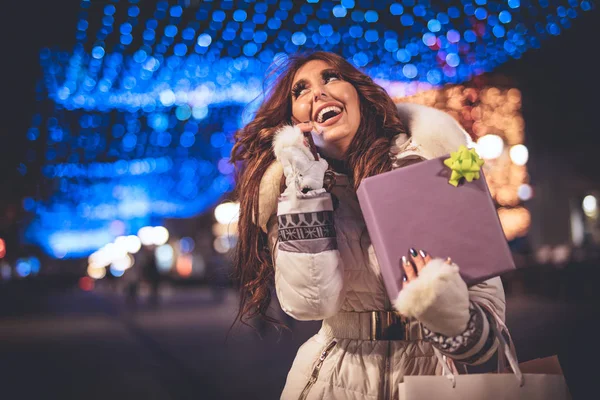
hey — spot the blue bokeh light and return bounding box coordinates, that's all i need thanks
[508,0,521,9]
[292,32,307,45]
[104,5,116,16]
[499,11,512,24]
[91,46,105,59]
[353,52,369,67]
[174,43,187,56]
[448,7,460,18]
[365,10,379,23]
[365,30,379,43]
[319,24,333,37]
[16,259,32,277]
[213,10,226,22]
[197,33,212,47]
[402,64,418,79]
[29,0,591,258]
[180,237,195,253]
[25,104,240,257]
[164,25,178,37]
[390,4,404,15]
[128,6,140,18]
[474,7,488,20]
[464,30,477,43]
[422,33,437,46]
[233,9,247,22]
[333,5,347,18]
[428,19,442,32]
[446,53,460,67]
[414,5,426,17]
[493,25,506,38]
[170,5,183,18]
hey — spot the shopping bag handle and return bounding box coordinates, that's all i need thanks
[480,303,525,387]
[433,348,457,388]
[433,303,524,388]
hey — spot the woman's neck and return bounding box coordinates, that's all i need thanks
[323,156,351,175]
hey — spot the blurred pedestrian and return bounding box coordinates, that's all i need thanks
[141,245,161,308]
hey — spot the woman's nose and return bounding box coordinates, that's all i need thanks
[313,86,327,101]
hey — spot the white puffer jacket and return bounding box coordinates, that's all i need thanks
[256,104,506,400]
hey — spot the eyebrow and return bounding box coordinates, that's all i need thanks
[321,68,338,75]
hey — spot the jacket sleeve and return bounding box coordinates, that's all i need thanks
[266,191,346,321]
[423,277,506,366]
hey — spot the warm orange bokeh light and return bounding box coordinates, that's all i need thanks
[395,81,530,240]
[78,276,95,291]
[176,254,193,277]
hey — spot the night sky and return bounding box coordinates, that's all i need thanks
[1,1,598,231]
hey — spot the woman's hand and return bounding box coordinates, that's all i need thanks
[294,121,314,135]
[294,121,322,161]
[272,123,329,198]
[400,248,454,285]
[394,248,471,336]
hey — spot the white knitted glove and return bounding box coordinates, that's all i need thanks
[272,125,329,199]
[393,258,471,337]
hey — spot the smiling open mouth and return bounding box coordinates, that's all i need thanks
[316,106,343,123]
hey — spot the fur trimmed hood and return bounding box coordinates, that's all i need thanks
[255,103,472,232]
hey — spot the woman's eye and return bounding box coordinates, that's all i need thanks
[324,72,341,83]
[293,86,309,98]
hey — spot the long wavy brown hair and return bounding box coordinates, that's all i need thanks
[230,51,407,330]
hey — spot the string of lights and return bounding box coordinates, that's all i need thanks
[25,0,594,258]
[24,103,238,257]
[41,0,594,111]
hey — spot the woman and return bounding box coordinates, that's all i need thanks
[231,51,506,400]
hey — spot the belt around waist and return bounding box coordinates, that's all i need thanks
[321,311,424,341]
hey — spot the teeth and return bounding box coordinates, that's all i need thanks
[317,106,342,123]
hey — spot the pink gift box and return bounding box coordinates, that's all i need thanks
[357,156,516,302]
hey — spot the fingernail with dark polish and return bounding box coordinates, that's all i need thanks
[419,249,428,258]
[409,248,418,257]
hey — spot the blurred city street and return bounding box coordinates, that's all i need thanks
[0,1,598,400]
[0,271,596,400]
[0,283,316,400]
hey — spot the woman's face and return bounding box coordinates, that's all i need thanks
[291,60,361,159]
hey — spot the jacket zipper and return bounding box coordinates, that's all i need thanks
[298,340,338,400]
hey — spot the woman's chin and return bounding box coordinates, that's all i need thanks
[314,127,355,157]
[320,126,353,144]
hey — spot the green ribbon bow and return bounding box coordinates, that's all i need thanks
[443,145,485,187]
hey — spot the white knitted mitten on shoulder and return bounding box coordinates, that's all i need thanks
[272,125,329,200]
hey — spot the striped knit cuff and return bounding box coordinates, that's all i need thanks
[277,194,337,254]
[423,302,495,364]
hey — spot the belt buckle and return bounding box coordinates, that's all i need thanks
[369,311,410,340]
